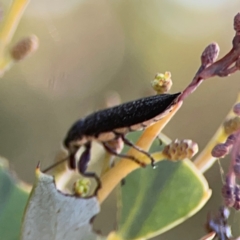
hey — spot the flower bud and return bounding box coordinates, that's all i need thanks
[233,102,240,116]
[201,43,220,67]
[234,12,240,34]
[10,35,38,61]
[225,134,236,146]
[224,116,240,135]
[73,178,91,197]
[151,71,172,94]
[163,139,198,161]
[211,143,229,158]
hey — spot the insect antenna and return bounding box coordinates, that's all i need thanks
[42,156,69,173]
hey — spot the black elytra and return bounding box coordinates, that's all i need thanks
[62,92,181,193]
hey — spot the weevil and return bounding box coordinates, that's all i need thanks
[44,92,181,192]
[66,93,180,188]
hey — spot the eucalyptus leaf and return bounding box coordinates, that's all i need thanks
[21,168,106,240]
[0,157,30,240]
[116,133,211,239]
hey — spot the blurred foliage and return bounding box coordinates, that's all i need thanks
[0,157,30,240]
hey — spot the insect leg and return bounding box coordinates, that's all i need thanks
[103,142,146,167]
[67,145,81,170]
[69,153,76,169]
[120,135,156,168]
[77,142,101,194]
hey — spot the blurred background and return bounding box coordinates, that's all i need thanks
[0,0,240,239]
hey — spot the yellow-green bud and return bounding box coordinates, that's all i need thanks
[224,116,240,135]
[73,179,91,197]
[151,71,172,94]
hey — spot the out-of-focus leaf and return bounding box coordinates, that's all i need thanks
[0,157,30,240]
[115,133,211,240]
[21,167,106,240]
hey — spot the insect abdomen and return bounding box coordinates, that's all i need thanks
[64,92,180,147]
[82,92,181,136]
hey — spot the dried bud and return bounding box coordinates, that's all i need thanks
[162,139,198,161]
[211,143,229,158]
[10,35,38,61]
[151,71,172,94]
[224,116,240,135]
[201,43,220,67]
[73,178,91,197]
[234,13,240,34]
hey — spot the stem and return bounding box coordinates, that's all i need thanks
[132,101,183,152]
[0,0,30,50]
[194,93,240,173]
[0,55,14,76]
[97,102,182,204]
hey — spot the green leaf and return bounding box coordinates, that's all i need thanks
[116,133,211,240]
[21,167,106,240]
[0,157,30,240]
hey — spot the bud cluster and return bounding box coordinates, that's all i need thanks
[162,139,198,161]
[73,179,91,197]
[151,71,173,94]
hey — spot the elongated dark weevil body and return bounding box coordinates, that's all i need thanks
[60,92,181,192]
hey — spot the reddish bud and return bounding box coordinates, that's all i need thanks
[234,13,240,34]
[233,102,240,115]
[225,134,236,146]
[211,143,229,158]
[201,43,220,67]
